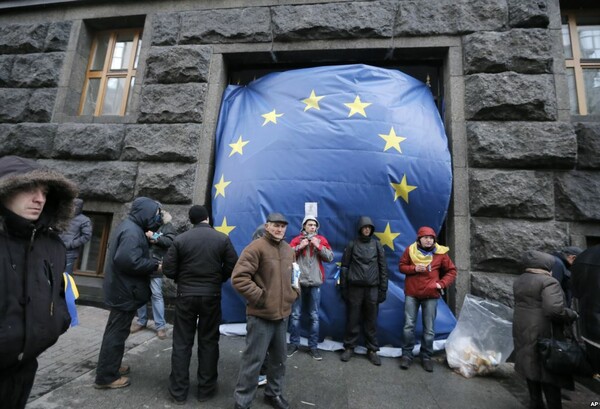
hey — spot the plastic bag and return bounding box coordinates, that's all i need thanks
[445,294,513,378]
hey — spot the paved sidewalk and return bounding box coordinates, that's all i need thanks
[27,305,599,409]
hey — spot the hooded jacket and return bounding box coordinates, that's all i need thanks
[0,156,77,371]
[340,216,387,293]
[148,210,176,278]
[289,215,333,286]
[59,198,92,261]
[513,250,577,389]
[399,226,457,299]
[103,197,161,311]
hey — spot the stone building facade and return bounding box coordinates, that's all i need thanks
[1,0,599,311]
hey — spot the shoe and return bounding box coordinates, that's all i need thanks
[309,348,323,361]
[422,358,433,372]
[286,344,299,357]
[399,356,412,370]
[130,322,145,333]
[118,365,130,376]
[340,348,353,362]
[264,394,290,409]
[94,376,130,389]
[157,329,167,340]
[168,390,186,405]
[258,374,267,386]
[197,387,217,402]
[367,350,381,366]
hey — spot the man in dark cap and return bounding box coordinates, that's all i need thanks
[551,246,583,306]
[94,197,163,390]
[232,213,299,409]
[162,205,238,404]
[0,155,77,409]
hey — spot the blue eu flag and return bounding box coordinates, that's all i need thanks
[212,64,455,347]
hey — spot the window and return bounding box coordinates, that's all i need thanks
[562,12,600,115]
[75,212,112,277]
[79,29,142,116]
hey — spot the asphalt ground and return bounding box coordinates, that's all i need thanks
[26,305,599,409]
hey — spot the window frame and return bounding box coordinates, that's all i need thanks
[78,28,142,117]
[562,10,600,116]
[74,211,112,278]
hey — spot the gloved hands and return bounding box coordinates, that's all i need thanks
[377,290,387,304]
[566,308,579,322]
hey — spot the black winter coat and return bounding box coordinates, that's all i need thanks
[0,156,77,371]
[103,197,160,311]
[340,216,387,293]
[163,223,238,296]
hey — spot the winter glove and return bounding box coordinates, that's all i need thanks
[566,308,579,322]
[377,290,387,304]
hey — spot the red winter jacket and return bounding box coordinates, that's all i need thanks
[399,245,457,299]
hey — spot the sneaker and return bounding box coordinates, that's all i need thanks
[309,349,323,361]
[258,374,267,386]
[130,322,145,333]
[118,365,130,376]
[94,376,130,389]
[399,356,412,370]
[422,358,433,372]
[157,329,167,340]
[340,348,353,362]
[367,350,381,366]
[286,344,299,357]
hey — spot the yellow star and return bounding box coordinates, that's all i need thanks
[344,95,372,117]
[214,174,231,198]
[214,217,236,236]
[390,174,417,203]
[229,135,249,157]
[302,90,325,112]
[374,223,401,250]
[261,109,284,126]
[378,127,407,153]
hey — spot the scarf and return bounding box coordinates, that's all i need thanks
[408,242,449,266]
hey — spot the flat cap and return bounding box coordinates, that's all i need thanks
[266,212,288,225]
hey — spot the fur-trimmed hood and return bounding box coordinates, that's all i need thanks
[0,156,78,231]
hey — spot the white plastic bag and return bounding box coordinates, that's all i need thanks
[445,294,513,378]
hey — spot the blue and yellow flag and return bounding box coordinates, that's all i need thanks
[213,64,455,346]
[63,272,79,327]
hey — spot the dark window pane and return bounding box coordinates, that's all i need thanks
[91,32,110,71]
[81,78,101,115]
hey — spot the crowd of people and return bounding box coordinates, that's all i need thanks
[1,155,598,409]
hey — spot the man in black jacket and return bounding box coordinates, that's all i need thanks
[94,197,163,389]
[59,198,92,274]
[163,205,238,404]
[339,216,388,366]
[0,155,77,409]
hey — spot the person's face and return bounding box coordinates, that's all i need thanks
[419,235,435,248]
[361,226,372,236]
[566,254,577,266]
[2,184,48,221]
[265,221,287,240]
[304,220,317,234]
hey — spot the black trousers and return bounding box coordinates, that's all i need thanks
[95,308,136,385]
[526,378,562,409]
[0,359,38,409]
[169,295,221,401]
[343,286,379,351]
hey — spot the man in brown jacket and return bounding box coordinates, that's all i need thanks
[232,212,299,409]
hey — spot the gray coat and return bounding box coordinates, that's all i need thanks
[512,250,576,389]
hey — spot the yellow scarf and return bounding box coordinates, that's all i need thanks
[408,242,449,266]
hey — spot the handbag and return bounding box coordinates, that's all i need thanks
[537,327,587,375]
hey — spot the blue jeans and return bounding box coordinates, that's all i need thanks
[137,277,166,330]
[289,286,320,349]
[402,296,437,360]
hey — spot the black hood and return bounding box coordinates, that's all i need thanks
[356,216,375,237]
[128,197,161,231]
[0,155,77,230]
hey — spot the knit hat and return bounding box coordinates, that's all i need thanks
[189,205,208,224]
[302,215,319,229]
[416,226,436,240]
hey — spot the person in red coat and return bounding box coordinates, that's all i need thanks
[398,226,456,372]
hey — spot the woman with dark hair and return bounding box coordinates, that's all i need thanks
[513,250,578,409]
